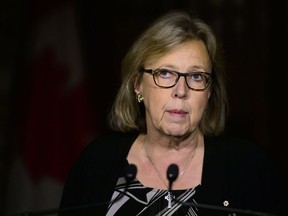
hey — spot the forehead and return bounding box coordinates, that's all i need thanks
[147,40,211,71]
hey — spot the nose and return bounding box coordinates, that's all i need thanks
[173,76,188,98]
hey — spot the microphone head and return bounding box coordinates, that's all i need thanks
[167,163,179,182]
[125,164,137,182]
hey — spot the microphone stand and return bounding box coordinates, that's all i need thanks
[12,164,137,216]
[179,201,277,216]
[166,164,277,216]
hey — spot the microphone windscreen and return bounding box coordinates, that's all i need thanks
[125,164,137,182]
[167,163,179,182]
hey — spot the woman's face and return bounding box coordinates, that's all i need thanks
[135,40,211,137]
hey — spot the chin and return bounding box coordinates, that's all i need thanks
[165,129,189,137]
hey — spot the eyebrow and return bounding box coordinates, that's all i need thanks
[158,65,209,72]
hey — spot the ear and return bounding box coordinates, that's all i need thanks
[208,90,211,99]
[134,74,142,94]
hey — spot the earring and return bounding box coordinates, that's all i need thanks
[136,92,144,103]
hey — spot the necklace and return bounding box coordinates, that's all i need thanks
[144,137,198,188]
[144,137,198,208]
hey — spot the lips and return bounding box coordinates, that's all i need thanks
[167,109,188,115]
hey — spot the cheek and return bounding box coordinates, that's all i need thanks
[189,93,210,117]
[145,91,165,109]
[143,89,167,117]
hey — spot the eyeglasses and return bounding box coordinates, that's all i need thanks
[141,68,211,91]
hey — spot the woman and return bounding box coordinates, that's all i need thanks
[59,9,287,216]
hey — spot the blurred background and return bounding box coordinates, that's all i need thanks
[0,0,287,215]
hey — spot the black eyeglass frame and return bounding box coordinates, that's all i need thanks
[141,68,212,91]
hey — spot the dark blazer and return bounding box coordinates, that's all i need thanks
[59,131,288,216]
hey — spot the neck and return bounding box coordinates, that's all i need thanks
[144,132,200,154]
[143,134,199,188]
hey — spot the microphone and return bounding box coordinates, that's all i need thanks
[165,163,179,208]
[125,163,137,182]
[165,164,277,216]
[167,163,179,191]
[109,163,137,206]
[13,164,137,216]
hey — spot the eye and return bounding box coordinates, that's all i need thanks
[156,69,176,79]
[188,73,205,82]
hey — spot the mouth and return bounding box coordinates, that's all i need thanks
[166,109,188,117]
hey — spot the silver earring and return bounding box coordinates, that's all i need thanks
[136,92,144,103]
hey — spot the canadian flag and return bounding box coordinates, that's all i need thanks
[5,1,96,215]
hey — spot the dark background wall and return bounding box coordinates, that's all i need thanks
[0,0,287,215]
